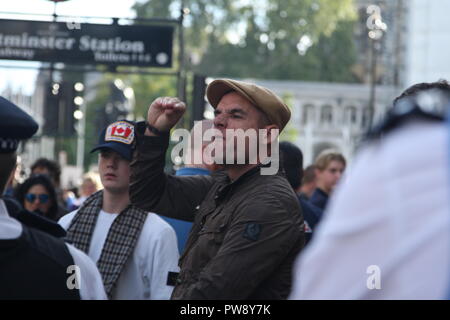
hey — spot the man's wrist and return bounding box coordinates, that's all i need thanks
[146,122,168,136]
[136,121,168,137]
[135,121,170,139]
[134,121,170,151]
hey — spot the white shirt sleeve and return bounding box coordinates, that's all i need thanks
[66,243,108,300]
[147,219,180,300]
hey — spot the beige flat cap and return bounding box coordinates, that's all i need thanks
[206,79,291,131]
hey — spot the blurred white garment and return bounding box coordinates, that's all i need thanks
[289,120,450,299]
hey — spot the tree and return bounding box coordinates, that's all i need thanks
[132,0,357,81]
[83,73,176,170]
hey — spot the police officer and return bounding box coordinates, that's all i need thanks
[290,80,450,299]
[0,96,106,299]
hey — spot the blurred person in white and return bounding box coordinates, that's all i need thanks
[289,80,450,299]
[59,120,179,300]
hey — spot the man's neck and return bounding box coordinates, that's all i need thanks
[225,163,259,182]
[102,189,130,214]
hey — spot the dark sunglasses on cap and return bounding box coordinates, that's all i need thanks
[25,193,50,204]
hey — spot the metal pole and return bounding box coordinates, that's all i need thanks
[50,0,57,83]
[394,0,404,89]
[368,38,377,128]
[366,4,386,129]
[177,0,186,102]
[76,100,86,171]
[51,1,59,159]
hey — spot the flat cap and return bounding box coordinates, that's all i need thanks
[206,79,291,131]
[0,96,38,153]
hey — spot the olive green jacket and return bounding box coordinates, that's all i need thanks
[130,128,304,300]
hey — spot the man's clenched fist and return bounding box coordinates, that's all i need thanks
[146,97,186,136]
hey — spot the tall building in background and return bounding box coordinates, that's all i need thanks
[1,76,51,173]
[355,0,450,88]
[404,0,450,86]
[353,0,408,88]
[247,79,397,166]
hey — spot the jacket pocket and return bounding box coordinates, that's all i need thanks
[197,222,227,245]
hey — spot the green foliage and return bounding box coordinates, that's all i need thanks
[83,73,177,170]
[55,136,77,165]
[133,0,357,81]
[279,92,298,143]
[127,74,177,120]
[85,0,359,171]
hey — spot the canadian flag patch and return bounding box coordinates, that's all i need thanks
[105,121,134,145]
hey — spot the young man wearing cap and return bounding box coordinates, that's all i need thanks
[0,96,106,299]
[59,120,179,300]
[130,79,304,299]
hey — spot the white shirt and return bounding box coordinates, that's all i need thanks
[0,199,107,300]
[289,120,450,299]
[59,208,180,300]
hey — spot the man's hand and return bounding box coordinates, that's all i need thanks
[146,97,186,136]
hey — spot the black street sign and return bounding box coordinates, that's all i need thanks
[0,18,174,68]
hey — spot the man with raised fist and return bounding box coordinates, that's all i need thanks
[130,79,304,300]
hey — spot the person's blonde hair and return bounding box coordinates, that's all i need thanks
[80,172,102,193]
[315,152,346,171]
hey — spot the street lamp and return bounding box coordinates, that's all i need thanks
[366,4,387,128]
[73,81,86,170]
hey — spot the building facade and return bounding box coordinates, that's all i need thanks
[354,0,408,88]
[248,79,398,165]
[404,0,450,86]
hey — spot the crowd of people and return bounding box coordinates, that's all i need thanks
[1,77,450,300]
[4,158,102,220]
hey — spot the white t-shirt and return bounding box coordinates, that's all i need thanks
[59,208,180,300]
[289,120,450,300]
[0,199,107,300]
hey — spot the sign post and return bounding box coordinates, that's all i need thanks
[0,19,174,68]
